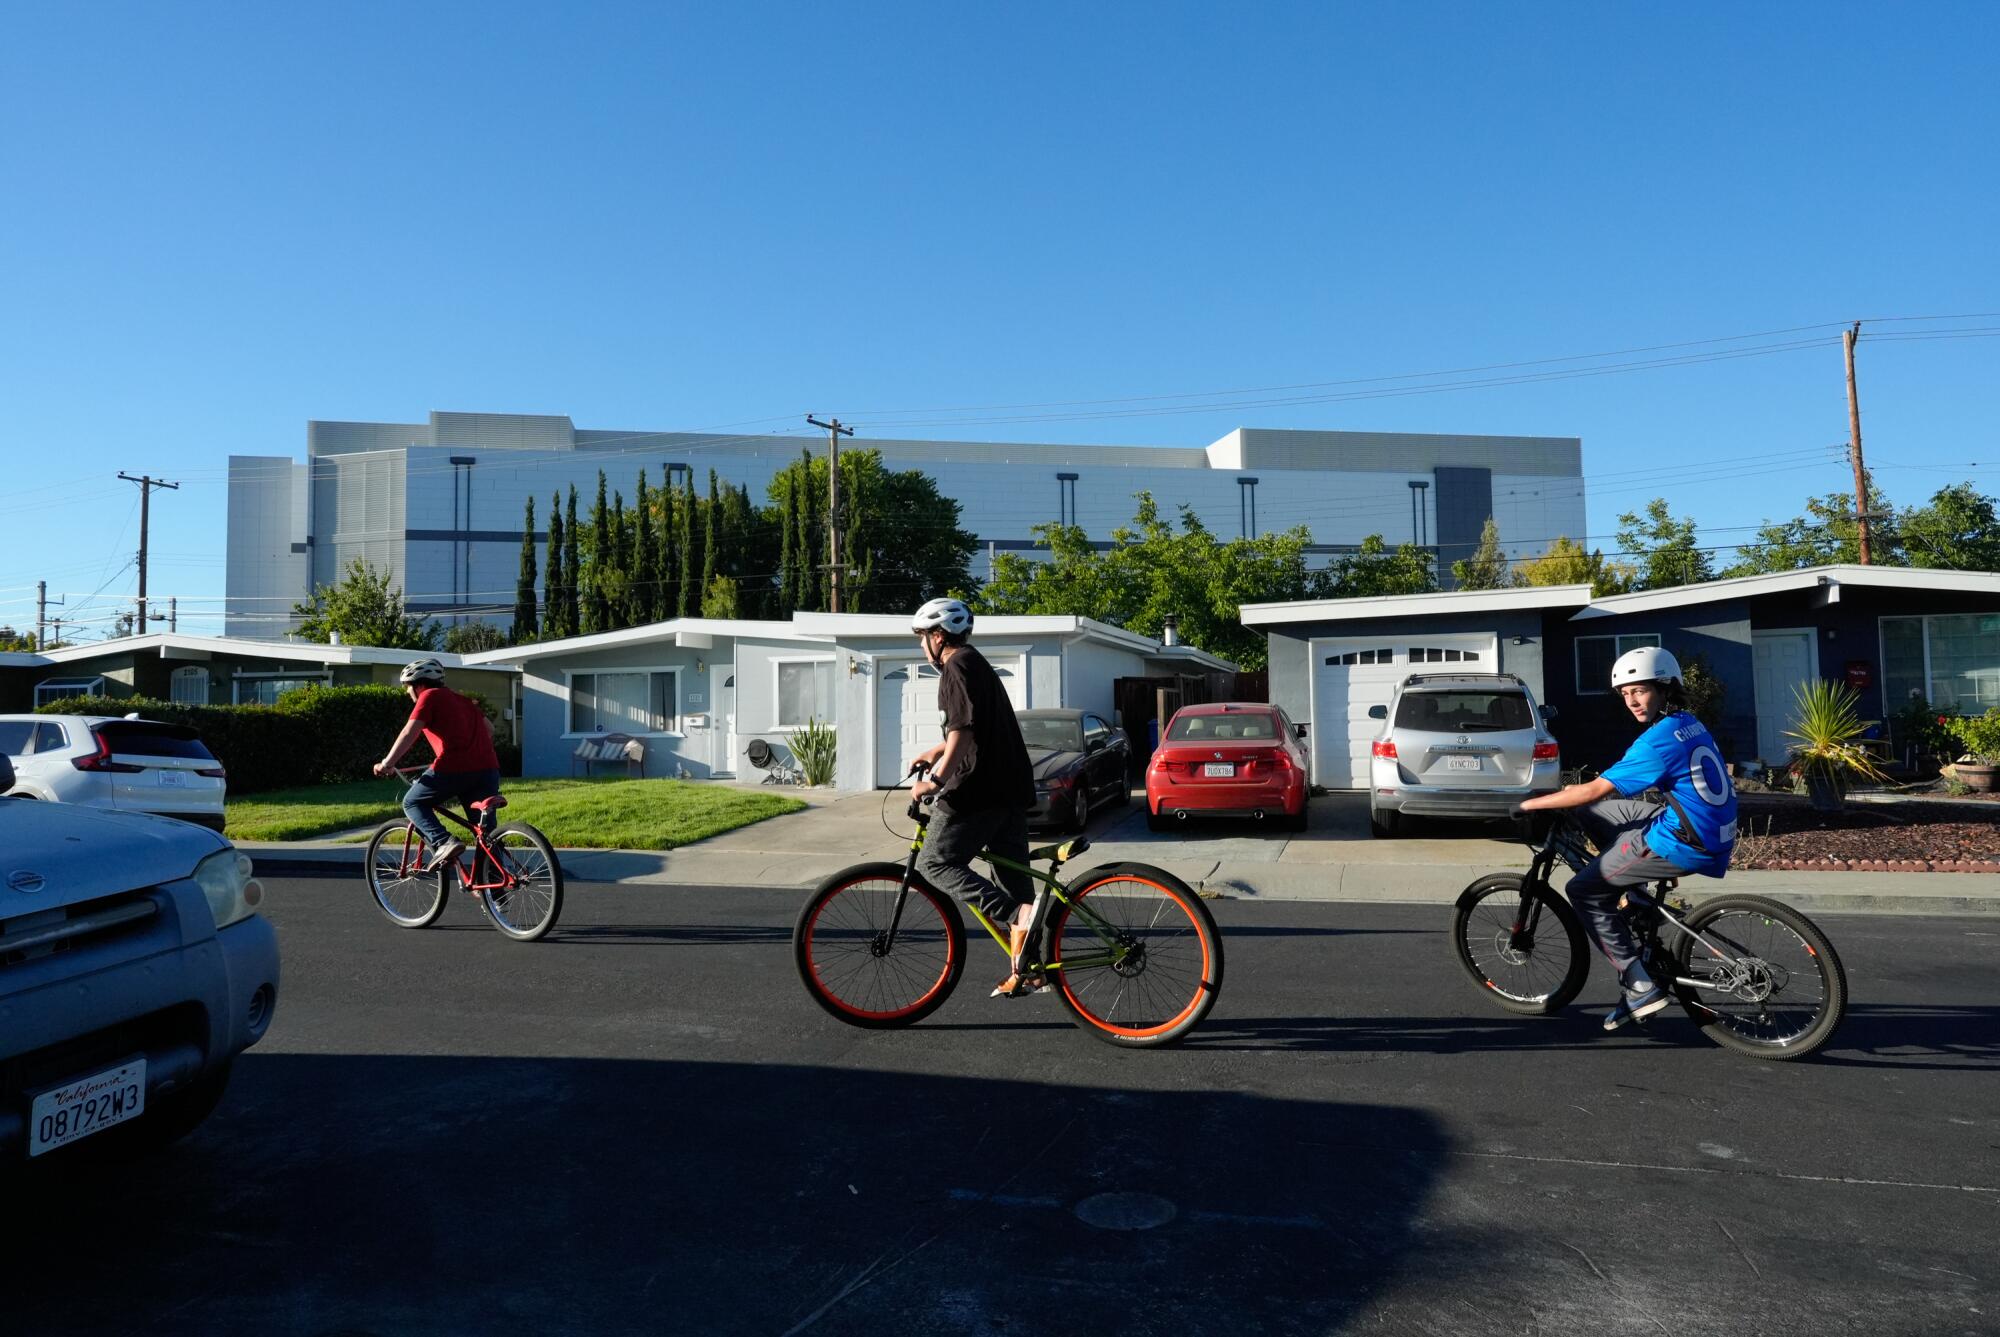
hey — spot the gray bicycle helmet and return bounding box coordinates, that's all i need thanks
[398,657,448,686]
[911,597,974,637]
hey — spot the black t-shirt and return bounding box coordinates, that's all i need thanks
[936,646,1034,811]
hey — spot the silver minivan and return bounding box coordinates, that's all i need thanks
[1366,673,1560,837]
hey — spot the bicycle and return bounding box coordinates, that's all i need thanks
[792,779,1224,1048]
[1449,811,1847,1059]
[365,767,565,942]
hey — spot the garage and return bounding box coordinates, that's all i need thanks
[1308,635,1496,787]
[874,655,1026,787]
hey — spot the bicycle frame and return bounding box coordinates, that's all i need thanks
[388,770,521,895]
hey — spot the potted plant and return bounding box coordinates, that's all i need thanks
[1943,708,2000,793]
[1784,679,1890,813]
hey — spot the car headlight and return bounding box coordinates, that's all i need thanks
[194,849,265,930]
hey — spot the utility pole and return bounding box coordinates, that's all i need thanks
[117,472,180,632]
[806,416,855,612]
[1843,322,1871,565]
[36,580,46,649]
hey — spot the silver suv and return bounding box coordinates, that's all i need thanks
[1366,672,1559,837]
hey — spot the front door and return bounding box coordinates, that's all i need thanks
[715,675,737,775]
[1752,629,1818,765]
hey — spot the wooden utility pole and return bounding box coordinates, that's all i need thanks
[117,472,180,632]
[1843,322,1871,565]
[805,416,854,612]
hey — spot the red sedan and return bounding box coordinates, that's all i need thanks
[1145,702,1310,833]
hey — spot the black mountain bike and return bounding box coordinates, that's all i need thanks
[1450,812,1846,1059]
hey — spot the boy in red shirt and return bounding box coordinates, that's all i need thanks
[373,658,501,871]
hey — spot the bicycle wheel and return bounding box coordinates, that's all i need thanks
[365,820,447,928]
[1047,862,1222,1048]
[1669,893,1846,1059]
[794,863,966,1027]
[1450,874,1591,1015]
[480,824,564,942]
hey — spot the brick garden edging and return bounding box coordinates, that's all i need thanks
[1743,858,2000,873]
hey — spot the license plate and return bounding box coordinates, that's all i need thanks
[29,1058,147,1157]
[1203,762,1235,778]
[157,770,186,787]
[1446,756,1482,771]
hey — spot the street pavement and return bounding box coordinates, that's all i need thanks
[6,875,1997,1336]
[237,787,2000,916]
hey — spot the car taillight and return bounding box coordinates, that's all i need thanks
[73,734,144,773]
[1270,749,1294,770]
[1371,740,1397,759]
[196,767,227,779]
[1532,742,1559,761]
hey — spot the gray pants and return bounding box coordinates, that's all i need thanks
[1564,797,1695,985]
[919,799,1034,921]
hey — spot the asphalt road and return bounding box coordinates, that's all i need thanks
[7,875,1998,1336]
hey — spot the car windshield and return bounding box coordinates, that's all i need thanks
[1394,691,1533,733]
[93,722,217,759]
[1018,717,1084,752]
[1166,712,1279,742]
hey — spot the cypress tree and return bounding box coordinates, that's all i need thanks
[543,493,565,638]
[702,469,719,610]
[633,470,657,623]
[675,476,697,617]
[610,491,630,628]
[563,485,581,637]
[796,450,817,611]
[513,496,539,640]
[584,471,611,634]
[777,469,795,610]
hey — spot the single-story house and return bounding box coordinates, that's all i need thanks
[11,634,523,737]
[462,614,1235,789]
[1245,565,2000,784]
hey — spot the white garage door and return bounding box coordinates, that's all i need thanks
[1310,635,1497,788]
[875,657,1027,787]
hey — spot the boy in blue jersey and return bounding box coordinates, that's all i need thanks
[1518,646,1737,1031]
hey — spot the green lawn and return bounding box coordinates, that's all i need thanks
[225,776,807,848]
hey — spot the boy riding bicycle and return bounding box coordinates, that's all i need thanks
[1517,646,1737,1031]
[373,658,501,873]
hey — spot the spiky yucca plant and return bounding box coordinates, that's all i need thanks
[1784,679,1889,812]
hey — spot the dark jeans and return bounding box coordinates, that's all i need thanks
[1563,796,1696,986]
[918,798,1033,920]
[403,768,501,847]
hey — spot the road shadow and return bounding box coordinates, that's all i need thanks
[3,1055,1450,1337]
[1806,1002,2000,1071]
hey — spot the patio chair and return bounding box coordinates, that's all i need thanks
[746,737,803,786]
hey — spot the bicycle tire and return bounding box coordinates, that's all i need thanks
[794,863,966,1027]
[1047,862,1222,1048]
[1450,874,1591,1015]
[481,823,564,942]
[1669,893,1846,1060]
[365,820,447,928]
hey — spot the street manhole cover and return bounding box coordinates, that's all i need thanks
[1072,1192,1177,1231]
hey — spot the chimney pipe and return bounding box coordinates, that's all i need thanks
[1162,615,1180,648]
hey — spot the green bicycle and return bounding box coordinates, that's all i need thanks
[793,791,1224,1048]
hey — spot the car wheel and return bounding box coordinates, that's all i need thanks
[1069,788,1091,834]
[1370,808,1400,839]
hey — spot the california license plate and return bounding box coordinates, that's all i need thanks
[157,770,186,787]
[1447,756,1482,771]
[1203,762,1235,778]
[29,1058,147,1157]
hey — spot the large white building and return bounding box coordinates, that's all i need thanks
[224,410,1585,634]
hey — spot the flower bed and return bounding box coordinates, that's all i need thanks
[1732,795,2000,872]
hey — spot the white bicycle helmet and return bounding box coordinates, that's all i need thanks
[399,657,448,686]
[1610,645,1682,689]
[911,597,974,637]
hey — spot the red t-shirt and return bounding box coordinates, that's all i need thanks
[410,686,499,774]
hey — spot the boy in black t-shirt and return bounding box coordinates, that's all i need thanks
[906,598,1041,996]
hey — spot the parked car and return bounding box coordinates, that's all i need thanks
[1366,672,1560,837]
[0,753,278,1164]
[1146,702,1310,832]
[1018,709,1132,832]
[0,714,228,832]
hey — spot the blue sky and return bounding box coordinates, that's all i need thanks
[2,3,1994,637]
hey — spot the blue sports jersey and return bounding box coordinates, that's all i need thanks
[1599,711,1737,876]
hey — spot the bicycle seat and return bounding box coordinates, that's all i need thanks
[1028,837,1090,864]
[469,795,508,812]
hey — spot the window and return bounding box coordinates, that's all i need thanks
[569,670,678,735]
[1409,647,1476,664]
[1395,690,1533,733]
[1325,648,1394,666]
[171,666,210,705]
[1574,633,1661,695]
[775,660,834,729]
[33,722,68,753]
[234,674,330,706]
[0,722,31,756]
[1083,714,1111,747]
[33,676,105,708]
[1882,614,2000,713]
[1021,715,1084,752]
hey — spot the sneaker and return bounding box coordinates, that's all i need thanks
[1602,983,1670,1032]
[422,839,466,873]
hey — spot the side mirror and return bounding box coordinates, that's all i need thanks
[1540,704,1559,721]
[1085,737,1103,753]
[1367,705,1388,721]
[1293,723,1308,740]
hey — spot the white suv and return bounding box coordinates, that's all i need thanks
[0,715,228,833]
[1366,672,1560,837]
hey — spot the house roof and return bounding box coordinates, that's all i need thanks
[35,633,511,671]
[1568,564,2000,620]
[1239,584,1594,627]
[459,618,812,664]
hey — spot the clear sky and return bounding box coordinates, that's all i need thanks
[2,2,1994,638]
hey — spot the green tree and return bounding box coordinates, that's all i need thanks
[676,474,701,617]
[1324,534,1438,597]
[633,469,657,623]
[1515,536,1634,596]
[543,492,567,639]
[1900,482,2000,571]
[702,470,720,606]
[513,496,539,641]
[701,575,740,618]
[1449,516,1509,590]
[583,471,611,634]
[562,486,581,636]
[1721,481,1892,576]
[443,621,507,654]
[766,449,974,613]
[656,472,681,622]
[291,558,439,649]
[1616,498,1712,590]
[0,627,41,651]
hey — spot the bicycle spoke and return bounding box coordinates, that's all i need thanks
[803,876,955,1021]
[1052,873,1215,1039]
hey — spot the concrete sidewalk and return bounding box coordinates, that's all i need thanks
[237,788,2000,916]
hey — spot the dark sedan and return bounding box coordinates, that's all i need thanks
[1020,709,1132,832]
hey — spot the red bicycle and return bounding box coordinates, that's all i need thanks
[365,768,565,941]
